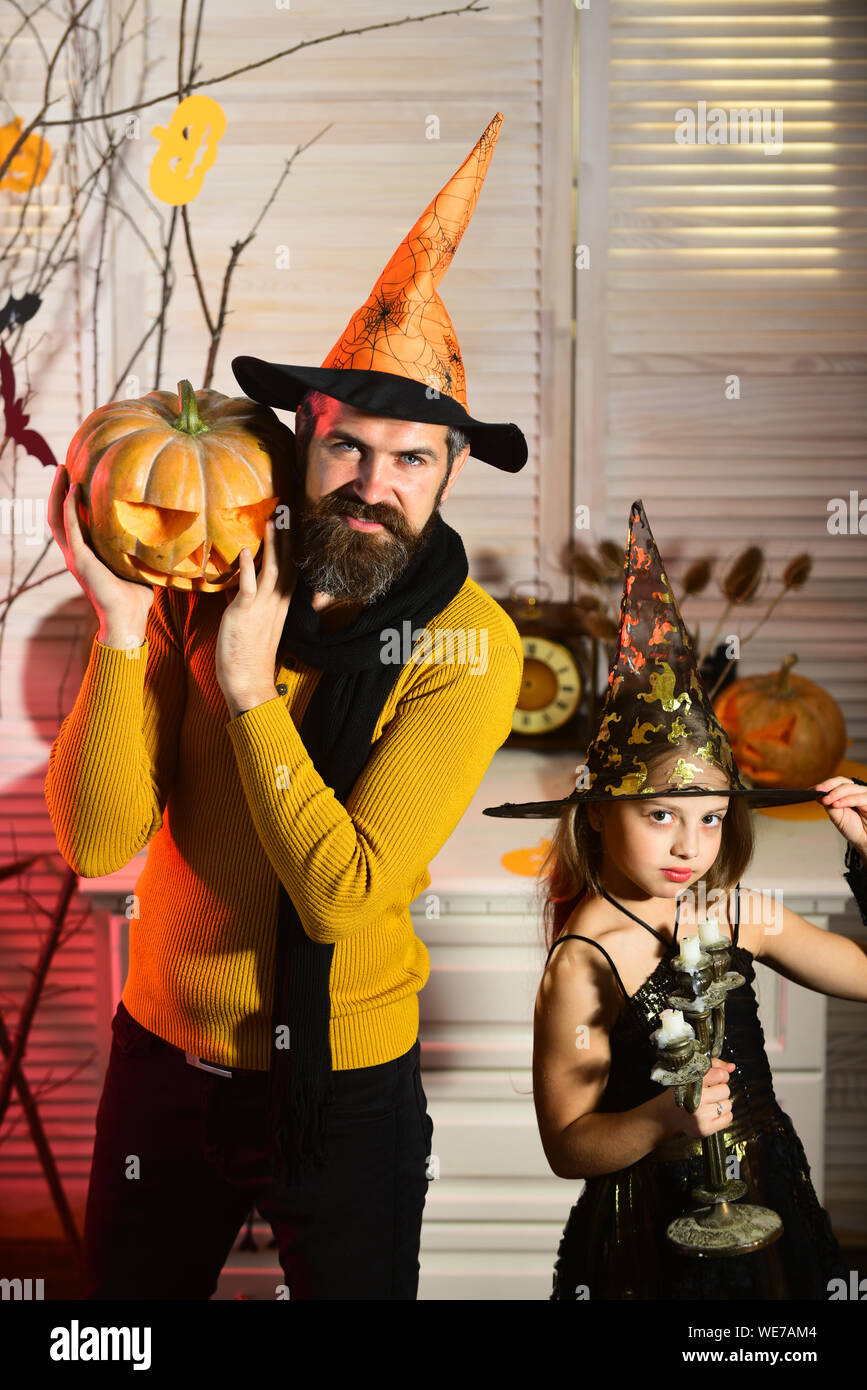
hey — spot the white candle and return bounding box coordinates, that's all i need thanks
[681,934,703,967]
[698,919,725,947]
[656,1008,693,1042]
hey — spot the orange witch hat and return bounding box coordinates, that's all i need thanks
[320,111,502,408]
[232,113,527,472]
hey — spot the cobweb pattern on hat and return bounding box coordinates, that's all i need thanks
[584,499,746,798]
[320,112,504,408]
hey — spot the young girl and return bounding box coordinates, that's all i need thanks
[534,730,867,1300]
[484,500,867,1300]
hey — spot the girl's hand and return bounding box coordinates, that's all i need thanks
[666,1058,735,1139]
[814,777,867,863]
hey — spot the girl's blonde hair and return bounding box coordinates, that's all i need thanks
[537,712,755,952]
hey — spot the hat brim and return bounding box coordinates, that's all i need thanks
[482,786,824,817]
[231,357,527,473]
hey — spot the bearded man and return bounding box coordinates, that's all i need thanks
[46,112,526,1301]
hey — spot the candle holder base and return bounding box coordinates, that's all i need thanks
[667,1201,783,1258]
[690,1178,748,1205]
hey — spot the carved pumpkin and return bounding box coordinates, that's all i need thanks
[65,379,294,591]
[714,654,847,788]
[0,118,52,192]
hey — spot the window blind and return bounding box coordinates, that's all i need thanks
[576,0,867,760]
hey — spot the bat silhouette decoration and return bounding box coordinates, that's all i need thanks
[0,339,58,469]
[0,291,41,333]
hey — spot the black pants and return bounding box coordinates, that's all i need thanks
[83,1001,434,1300]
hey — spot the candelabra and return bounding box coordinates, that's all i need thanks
[650,924,783,1257]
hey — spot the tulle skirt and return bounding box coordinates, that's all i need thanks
[551,1107,846,1300]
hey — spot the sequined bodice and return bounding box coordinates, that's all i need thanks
[598,944,778,1125]
[547,879,857,1299]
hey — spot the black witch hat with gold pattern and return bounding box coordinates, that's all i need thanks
[484,500,822,817]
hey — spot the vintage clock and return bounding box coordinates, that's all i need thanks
[500,583,594,751]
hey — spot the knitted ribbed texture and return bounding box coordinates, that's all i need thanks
[44,578,523,1070]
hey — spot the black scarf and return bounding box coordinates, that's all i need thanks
[267,513,469,1188]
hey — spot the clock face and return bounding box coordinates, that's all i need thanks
[514,636,583,735]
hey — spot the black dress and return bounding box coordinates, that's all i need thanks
[547,881,853,1300]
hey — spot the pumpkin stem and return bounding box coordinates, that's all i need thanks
[777,653,798,690]
[173,380,209,436]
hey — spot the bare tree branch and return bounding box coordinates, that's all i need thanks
[197,121,332,387]
[0,0,54,72]
[32,1,489,129]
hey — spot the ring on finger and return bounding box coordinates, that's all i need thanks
[716,1101,724,1117]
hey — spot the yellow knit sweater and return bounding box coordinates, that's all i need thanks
[44,579,523,1070]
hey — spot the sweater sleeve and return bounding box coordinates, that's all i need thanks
[224,642,523,944]
[43,587,187,877]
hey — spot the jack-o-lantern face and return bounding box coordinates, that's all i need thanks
[714,654,847,788]
[65,380,295,591]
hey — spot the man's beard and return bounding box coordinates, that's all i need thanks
[289,482,445,604]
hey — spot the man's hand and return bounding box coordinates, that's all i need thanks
[48,465,154,644]
[216,517,297,719]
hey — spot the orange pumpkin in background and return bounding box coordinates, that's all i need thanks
[0,117,52,191]
[713,653,847,788]
[65,379,294,591]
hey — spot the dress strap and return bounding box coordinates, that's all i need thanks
[732,881,741,948]
[546,934,631,1004]
[597,884,681,948]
